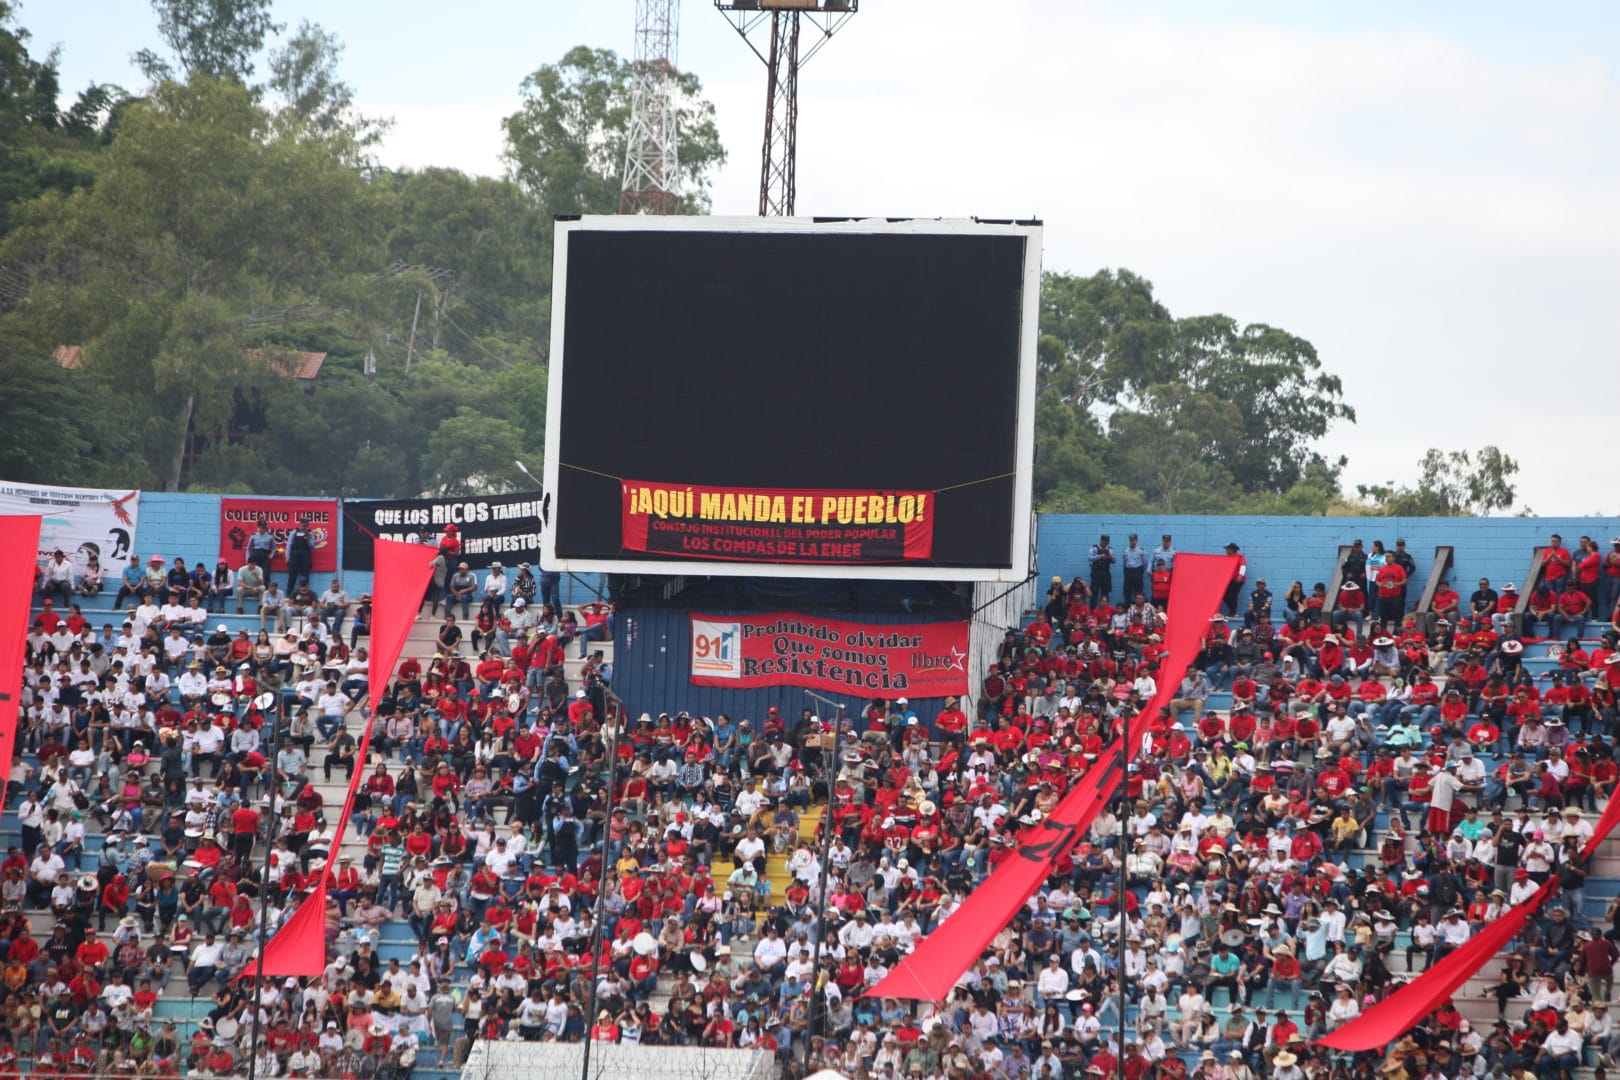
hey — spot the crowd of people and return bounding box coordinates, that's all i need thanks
[7,527,1620,1080]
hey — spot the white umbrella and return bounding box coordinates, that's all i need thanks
[631,932,658,956]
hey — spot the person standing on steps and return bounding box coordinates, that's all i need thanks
[1088,535,1115,605]
[245,520,276,584]
[1222,543,1247,616]
[284,519,314,591]
[1121,534,1148,604]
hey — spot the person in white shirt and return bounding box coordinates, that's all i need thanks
[26,845,64,904]
[143,669,172,700]
[1538,1018,1584,1074]
[482,565,509,612]
[316,684,350,739]
[734,827,767,874]
[188,932,226,995]
[132,600,161,637]
[159,596,188,626]
[542,989,570,1038]
[754,926,788,972]
[175,664,208,706]
[1170,989,1207,1045]
[1319,900,1348,944]
[318,581,350,635]
[1432,910,1472,964]
[1561,808,1595,847]
[162,628,191,667]
[294,675,325,706]
[1325,985,1361,1029]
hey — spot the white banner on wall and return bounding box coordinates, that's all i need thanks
[0,481,140,577]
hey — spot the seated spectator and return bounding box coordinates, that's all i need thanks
[39,549,75,605]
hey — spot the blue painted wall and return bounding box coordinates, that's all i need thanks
[612,608,953,726]
[1037,514,1620,614]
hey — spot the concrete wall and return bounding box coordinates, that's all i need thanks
[1037,514,1620,612]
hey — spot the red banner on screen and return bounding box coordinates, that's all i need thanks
[622,481,935,564]
[689,612,968,698]
[218,498,338,572]
[865,553,1239,1002]
[0,515,42,811]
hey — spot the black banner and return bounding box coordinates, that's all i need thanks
[341,492,549,571]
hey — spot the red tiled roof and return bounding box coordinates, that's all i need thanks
[247,349,328,380]
[52,345,84,369]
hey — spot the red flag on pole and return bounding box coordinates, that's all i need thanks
[251,539,437,977]
[864,553,1239,1002]
[0,515,42,812]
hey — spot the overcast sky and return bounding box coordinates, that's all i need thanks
[23,0,1620,514]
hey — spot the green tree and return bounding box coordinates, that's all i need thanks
[1355,446,1520,517]
[1167,315,1354,494]
[266,20,387,145]
[386,167,551,363]
[3,76,389,490]
[1037,269,1173,408]
[1034,269,1353,510]
[0,4,61,137]
[134,0,282,84]
[1105,383,1245,513]
[0,318,111,481]
[422,406,525,496]
[503,45,726,217]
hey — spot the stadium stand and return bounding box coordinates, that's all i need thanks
[8,516,1620,1080]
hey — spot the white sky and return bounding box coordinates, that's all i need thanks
[22,0,1620,514]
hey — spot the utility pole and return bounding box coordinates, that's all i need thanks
[620,0,683,214]
[715,1,859,216]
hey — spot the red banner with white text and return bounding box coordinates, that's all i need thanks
[0,516,42,812]
[218,498,338,573]
[623,480,935,564]
[864,553,1239,1001]
[689,612,968,698]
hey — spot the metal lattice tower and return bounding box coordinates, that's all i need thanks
[619,0,683,215]
[716,1,859,216]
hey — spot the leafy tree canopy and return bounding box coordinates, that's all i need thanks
[0,5,1524,520]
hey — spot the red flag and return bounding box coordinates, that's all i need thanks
[366,540,438,696]
[1584,784,1620,861]
[1315,882,1553,1050]
[0,516,42,811]
[864,553,1239,1001]
[252,539,437,978]
[1313,783,1620,1048]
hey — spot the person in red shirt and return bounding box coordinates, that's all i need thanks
[1334,581,1366,634]
[1427,579,1462,632]
[1550,586,1592,642]
[1375,560,1408,624]
[1267,946,1304,1007]
[1542,534,1573,593]
[1602,537,1620,621]
[75,933,110,973]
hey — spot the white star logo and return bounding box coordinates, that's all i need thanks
[946,645,967,672]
